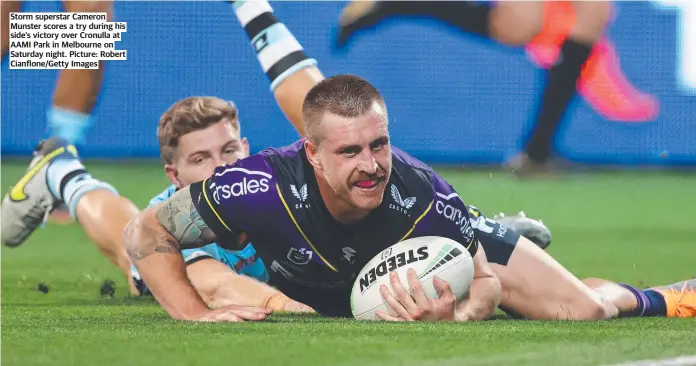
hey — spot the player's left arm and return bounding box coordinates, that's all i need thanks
[429,176,501,321]
[454,244,501,321]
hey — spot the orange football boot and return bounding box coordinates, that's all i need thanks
[525,2,659,122]
[656,283,696,318]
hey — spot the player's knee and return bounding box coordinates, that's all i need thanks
[573,300,610,320]
[563,293,613,320]
[489,2,543,46]
[570,1,612,43]
[581,277,610,290]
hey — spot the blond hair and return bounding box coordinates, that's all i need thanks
[157,96,239,163]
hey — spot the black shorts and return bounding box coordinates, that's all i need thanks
[468,205,520,266]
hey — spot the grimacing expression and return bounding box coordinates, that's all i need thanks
[311,101,391,212]
[167,120,249,188]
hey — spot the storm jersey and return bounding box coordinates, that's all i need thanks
[189,139,482,317]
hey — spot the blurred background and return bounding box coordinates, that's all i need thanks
[3,1,695,167]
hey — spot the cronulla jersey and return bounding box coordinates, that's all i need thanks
[189,139,479,317]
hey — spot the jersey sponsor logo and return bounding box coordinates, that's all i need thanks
[211,177,270,202]
[435,200,467,226]
[460,217,475,245]
[290,183,311,209]
[496,224,508,239]
[435,192,475,244]
[210,167,273,203]
[389,184,416,217]
[358,246,429,293]
[287,247,313,265]
[342,247,356,264]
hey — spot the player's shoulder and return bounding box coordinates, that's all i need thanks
[254,139,309,186]
[393,145,461,197]
[206,139,307,205]
[209,140,296,184]
[390,145,450,197]
[147,184,177,208]
[257,138,305,160]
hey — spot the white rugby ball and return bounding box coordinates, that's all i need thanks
[350,236,474,320]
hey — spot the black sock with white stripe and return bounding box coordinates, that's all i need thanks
[232,0,317,91]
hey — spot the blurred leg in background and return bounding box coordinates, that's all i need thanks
[508,1,611,176]
[2,1,114,223]
[2,0,113,145]
[230,0,325,136]
[47,0,113,144]
[336,1,657,176]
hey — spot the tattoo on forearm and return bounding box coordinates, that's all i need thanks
[155,186,217,250]
[123,186,217,262]
[123,216,179,261]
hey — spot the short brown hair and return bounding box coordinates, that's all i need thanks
[157,96,239,163]
[302,74,387,144]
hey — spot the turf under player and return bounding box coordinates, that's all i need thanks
[336,0,659,176]
[2,0,111,144]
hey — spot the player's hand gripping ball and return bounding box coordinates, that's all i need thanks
[350,236,474,320]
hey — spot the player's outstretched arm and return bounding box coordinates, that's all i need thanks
[123,187,271,322]
[455,243,501,321]
[230,0,324,137]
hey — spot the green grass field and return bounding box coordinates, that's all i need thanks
[2,160,695,366]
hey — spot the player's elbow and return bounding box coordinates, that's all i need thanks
[122,216,141,261]
[122,210,152,262]
[489,274,502,308]
[460,272,502,321]
[477,275,502,320]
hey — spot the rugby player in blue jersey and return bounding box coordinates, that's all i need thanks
[0,0,327,313]
[0,95,314,314]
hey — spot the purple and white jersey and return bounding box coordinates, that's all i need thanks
[189,139,481,317]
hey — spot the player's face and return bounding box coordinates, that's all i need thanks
[166,119,249,188]
[308,102,392,217]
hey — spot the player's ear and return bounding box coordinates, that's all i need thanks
[241,137,250,157]
[304,139,322,169]
[164,164,182,188]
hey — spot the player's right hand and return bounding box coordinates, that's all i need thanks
[192,305,272,322]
